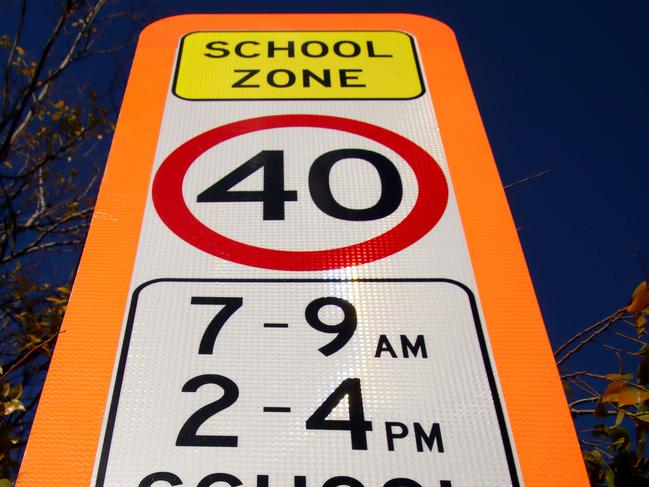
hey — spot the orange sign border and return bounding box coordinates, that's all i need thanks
[17,13,588,486]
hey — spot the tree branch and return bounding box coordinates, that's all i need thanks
[2,0,27,118]
[555,310,626,367]
[0,330,64,382]
[554,309,626,359]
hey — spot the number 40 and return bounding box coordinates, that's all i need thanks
[197,149,403,221]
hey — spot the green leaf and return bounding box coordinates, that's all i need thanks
[587,449,603,461]
[0,479,12,487]
[609,436,628,451]
[584,449,612,484]
[607,426,631,451]
[605,468,615,487]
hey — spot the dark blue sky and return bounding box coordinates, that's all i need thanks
[4,0,649,355]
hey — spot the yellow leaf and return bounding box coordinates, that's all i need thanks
[626,281,649,314]
[15,46,24,55]
[9,384,22,400]
[2,161,12,168]
[618,386,649,406]
[53,100,65,109]
[604,383,649,406]
[636,314,648,336]
[603,381,627,403]
[3,399,25,415]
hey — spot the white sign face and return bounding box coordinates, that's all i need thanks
[91,29,521,487]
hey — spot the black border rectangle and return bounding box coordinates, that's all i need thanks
[95,278,519,486]
[171,31,426,101]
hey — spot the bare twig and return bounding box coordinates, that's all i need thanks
[504,169,551,190]
[2,0,27,117]
[571,408,617,416]
[569,397,599,408]
[613,331,645,345]
[554,309,626,359]
[556,310,626,367]
[565,376,601,397]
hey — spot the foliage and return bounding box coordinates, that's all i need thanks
[0,0,140,482]
[557,279,649,486]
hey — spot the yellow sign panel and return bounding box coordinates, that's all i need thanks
[173,31,424,99]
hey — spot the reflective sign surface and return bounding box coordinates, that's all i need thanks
[93,25,520,487]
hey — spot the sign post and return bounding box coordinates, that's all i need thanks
[17,14,588,486]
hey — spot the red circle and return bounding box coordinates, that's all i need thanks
[152,115,448,271]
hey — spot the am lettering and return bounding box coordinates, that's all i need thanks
[375,334,428,358]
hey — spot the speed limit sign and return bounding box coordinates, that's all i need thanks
[152,114,448,270]
[17,14,589,487]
